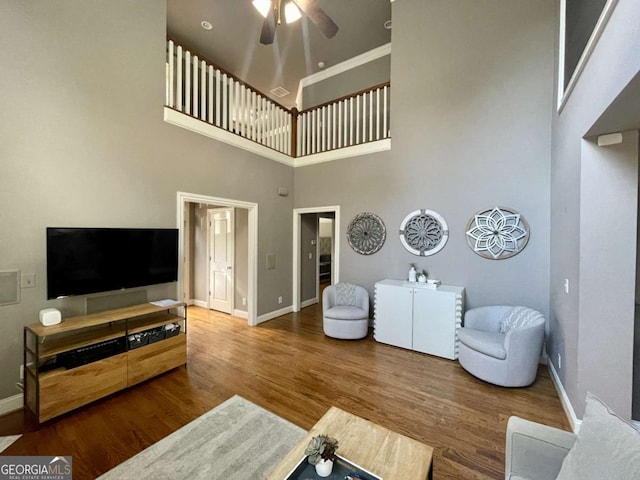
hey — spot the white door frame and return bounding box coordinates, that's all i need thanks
[293,206,340,312]
[177,192,258,326]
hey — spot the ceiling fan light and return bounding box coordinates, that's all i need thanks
[284,1,302,24]
[252,0,272,18]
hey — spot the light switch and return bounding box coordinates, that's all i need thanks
[308,252,313,260]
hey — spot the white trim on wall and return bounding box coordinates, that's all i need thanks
[257,305,293,324]
[165,108,294,167]
[557,0,620,112]
[177,192,259,326]
[295,43,392,109]
[293,206,340,312]
[300,297,318,309]
[0,393,22,416]
[233,309,249,319]
[548,361,582,432]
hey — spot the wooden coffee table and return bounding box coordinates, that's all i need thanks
[267,406,433,479]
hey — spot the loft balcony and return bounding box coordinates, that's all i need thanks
[164,39,391,167]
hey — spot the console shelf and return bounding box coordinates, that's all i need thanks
[24,302,187,423]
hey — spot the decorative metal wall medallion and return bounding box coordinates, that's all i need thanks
[399,209,449,256]
[346,212,386,255]
[465,207,530,260]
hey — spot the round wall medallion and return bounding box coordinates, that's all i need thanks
[399,209,449,256]
[465,206,530,260]
[346,212,386,255]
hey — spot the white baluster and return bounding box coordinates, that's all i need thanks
[337,101,342,149]
[369,91,373,142]
[349,97,354,146]
[383,85,388,138]
[226,77,232,131]
[321,107,325,152]
[176,46,183,111]
[208,65,213,124]
[287,111,292,155]
[168,41,174,107]
[235,82,240,135]
[311,110,316,154]
[355,95,360,144]
[254,93,259,142]
[192,55,198,117]
[344,99,348,147]
[215,69,221,127]
[184,51,191,115]
[376,88,381,140]
[200,60,206,121]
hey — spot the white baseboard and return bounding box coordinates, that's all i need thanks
[0,394,22,416]
[233,309,249,319]
[256,305,293,325]
[192,299,208,308]
[300,297,318,309]
[547,361,581,432]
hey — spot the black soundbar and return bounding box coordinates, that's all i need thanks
[57,337,127,369]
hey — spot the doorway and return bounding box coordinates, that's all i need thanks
[177,192,258,326]
[292,206,340,312]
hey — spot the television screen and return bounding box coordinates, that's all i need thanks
[46,228,179,299]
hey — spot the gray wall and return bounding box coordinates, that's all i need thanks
[300,214,318,303]
[550,0,640,419]
[295,0,555,318]
[301,55,391,109]
[0,0,293,400]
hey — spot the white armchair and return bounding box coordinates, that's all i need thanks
[458,306,545,387]
[322,283,369,339]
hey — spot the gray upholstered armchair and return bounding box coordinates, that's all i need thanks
[458,306,545,387]
[322,283,369,339]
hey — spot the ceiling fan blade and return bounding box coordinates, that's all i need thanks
[260,4,277,45]
[293,0,339,39]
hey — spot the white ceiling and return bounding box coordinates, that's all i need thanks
[166,0,392,108]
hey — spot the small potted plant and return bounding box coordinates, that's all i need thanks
[417,269,428,283]
[304,434,339,477]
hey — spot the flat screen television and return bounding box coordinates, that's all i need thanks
[46,227,179,300]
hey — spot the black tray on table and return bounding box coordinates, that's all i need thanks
[284,454,382,480]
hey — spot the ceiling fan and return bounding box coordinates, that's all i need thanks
[252,0,339,45]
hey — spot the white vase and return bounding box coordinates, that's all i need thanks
[408,266,417,282]
[315,459,334,477]
[418,274,427,283]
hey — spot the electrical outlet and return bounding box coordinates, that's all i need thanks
[278,296,283,304]
[557,353,562,369]
[308,252,313,260]
[242,297,246,306]
[563,278,569,294]
[19,364,24,381]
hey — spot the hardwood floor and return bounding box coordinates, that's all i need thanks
[0,304,570,479]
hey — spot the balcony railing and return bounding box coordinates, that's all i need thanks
[166,39,390,160]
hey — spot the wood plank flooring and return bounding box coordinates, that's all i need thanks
[0,304,570,479]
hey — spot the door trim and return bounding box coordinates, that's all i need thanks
[292,206,340,312]
[177,192,258,326]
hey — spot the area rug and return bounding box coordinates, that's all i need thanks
[97,395,306,479]
[0,435,21,453]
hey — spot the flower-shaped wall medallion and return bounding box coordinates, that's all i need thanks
[346,212,386,255]
[465,207,530,260]
[399,209,449,256]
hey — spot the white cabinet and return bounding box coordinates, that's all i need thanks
[374,279,464,360]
